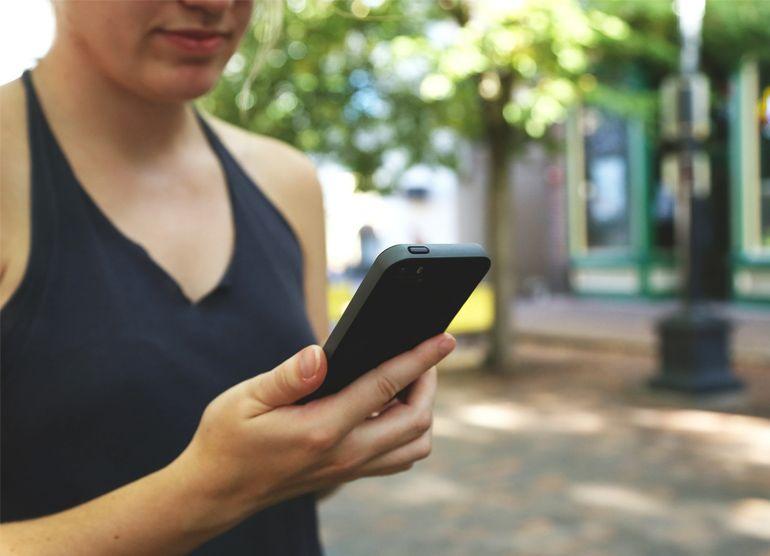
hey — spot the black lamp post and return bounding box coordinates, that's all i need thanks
[650,0,743,393]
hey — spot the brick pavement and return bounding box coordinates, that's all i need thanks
[318,342,770,556]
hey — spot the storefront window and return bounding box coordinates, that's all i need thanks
[583,108,632,250]
[759,65,770,248]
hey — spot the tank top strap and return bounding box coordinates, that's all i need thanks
[190,107,304,263]
[19,69,82,198]
[191,107,251,192]
[2,70,61,359]
[18,69,95,230]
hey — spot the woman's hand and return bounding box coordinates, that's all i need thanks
[171,331,456,531]
[0,333,454,556]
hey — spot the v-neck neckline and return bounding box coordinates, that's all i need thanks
[23,69,240,307]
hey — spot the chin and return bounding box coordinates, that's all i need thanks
[141,64,226,101]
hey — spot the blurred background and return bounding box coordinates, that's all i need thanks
[3,0,769,554]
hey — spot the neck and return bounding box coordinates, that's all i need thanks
[33,44,200,163]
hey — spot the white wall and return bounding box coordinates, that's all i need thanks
[0,0,54,85]
[318,163,459,276]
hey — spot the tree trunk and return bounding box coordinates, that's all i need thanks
[443,5,516,372]
[481,73,516,374]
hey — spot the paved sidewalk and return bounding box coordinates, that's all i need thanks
[514,296,770,365]
[318,343,770,556]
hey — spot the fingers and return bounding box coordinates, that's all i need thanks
[328,332,454,434]
[239,345,327,415]
[367,397,400,420]
[404,365,437,408]
[355,426,433,478]
[368,365,436,419]
[348,366,436,458]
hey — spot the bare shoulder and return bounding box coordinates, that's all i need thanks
[0,78,28,191]
[0,78,31,305]
[201,113,323,212]
[201,111,324,244]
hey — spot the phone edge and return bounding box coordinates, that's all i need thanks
[322,244,409,358]
[322,243,490,359]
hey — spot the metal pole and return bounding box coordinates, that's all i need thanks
[650,0,742,394]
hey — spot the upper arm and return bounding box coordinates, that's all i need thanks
[276,155,329,346]
[0,79,31,308]
[203,114,329,345]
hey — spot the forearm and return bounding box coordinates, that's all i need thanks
[0,459,236,556]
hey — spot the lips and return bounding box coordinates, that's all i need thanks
[156,28,231,55]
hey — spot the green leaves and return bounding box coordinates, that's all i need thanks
[200,0,770,192]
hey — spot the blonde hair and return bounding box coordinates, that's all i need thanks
[238,0,284,120]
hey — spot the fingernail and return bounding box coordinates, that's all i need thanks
[437,333,456,357]
[300,346,319,379]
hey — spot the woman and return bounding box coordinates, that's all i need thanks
[0,1,455,554]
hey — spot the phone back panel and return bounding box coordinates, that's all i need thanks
[307,244,490,401]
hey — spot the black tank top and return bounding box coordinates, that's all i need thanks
[1,69,323,555]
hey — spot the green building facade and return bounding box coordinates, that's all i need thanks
[730,60,770,302]
[565,59,770,304]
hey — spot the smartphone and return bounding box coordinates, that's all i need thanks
[302,243,491,402]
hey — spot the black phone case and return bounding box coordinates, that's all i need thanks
[302,243,491,402]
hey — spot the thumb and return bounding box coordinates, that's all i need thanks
[244,345,327,414]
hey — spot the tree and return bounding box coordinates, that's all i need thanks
[200,0,631,372]
[202,0,770,372]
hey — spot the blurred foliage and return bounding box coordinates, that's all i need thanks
[588,0,770,118]
[199,0,770,192]
[200,0,632,191]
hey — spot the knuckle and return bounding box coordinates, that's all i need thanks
[415,437,432,460]
[375,374,400,402]
[201,397,226,424]
[412,409,433,434]
[246,375,267,404]
[305,428,337,452]
[273,368,296,399]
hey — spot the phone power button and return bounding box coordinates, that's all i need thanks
[408,245,430,254]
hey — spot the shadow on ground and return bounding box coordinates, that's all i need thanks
[319,342,770,556]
